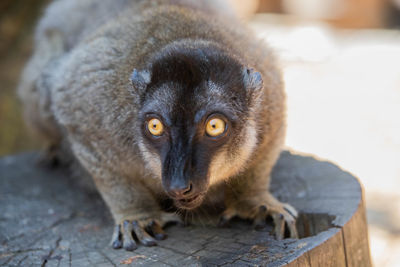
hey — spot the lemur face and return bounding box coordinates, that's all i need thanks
[131,41,263,209]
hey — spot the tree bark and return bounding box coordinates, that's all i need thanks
[0,151,371,266]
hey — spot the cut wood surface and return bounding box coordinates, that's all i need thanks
[0,151,371,266]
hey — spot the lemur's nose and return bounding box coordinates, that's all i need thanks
[168,182,193,198]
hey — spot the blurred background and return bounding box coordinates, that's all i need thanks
[1,0,399,265]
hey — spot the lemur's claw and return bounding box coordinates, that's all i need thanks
[217,215,231,228]
[219,195,299,240]
[253,205,268,230]
[111,219,164,251]
[146,220,167,240]
[111,224,123,249]
[268,203,298,240]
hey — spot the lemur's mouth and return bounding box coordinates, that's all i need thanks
[175,194,204,209]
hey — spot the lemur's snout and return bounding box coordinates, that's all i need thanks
[162,146,203,204]
[167,181,193,199]
[166,178,204,209]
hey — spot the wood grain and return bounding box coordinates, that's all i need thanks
[0,151,371,266]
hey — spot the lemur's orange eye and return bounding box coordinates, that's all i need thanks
[147,118,164,136]
[206,118,226,137]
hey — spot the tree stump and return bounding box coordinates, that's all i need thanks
[0,151,371,266]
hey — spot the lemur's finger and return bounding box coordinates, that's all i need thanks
[286,219,299,239]
[253,205,268,230]
[272,213,285,240]
[110,224,122,249]
[160,212,183,227]
[218,213,236,227]
[279,208,299,239]
[283,204,298,218]
[217,216,230,227]
[147,220,167,240]
[122,220,137,251]
[132,220,157,247]
[218,208,236,227]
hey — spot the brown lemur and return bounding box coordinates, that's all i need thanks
[18,0,298,251]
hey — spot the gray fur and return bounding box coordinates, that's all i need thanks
[18,0,298,250]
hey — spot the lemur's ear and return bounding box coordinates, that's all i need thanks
[243,67,263,104]
[243,67,263,91]
[129,69,151,95]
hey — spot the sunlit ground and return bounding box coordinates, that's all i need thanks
[250,14,400,267]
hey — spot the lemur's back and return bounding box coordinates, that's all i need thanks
[35,0,234,52]
[35,0,133,51]
[18,0,235,148]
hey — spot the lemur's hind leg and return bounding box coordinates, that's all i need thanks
[17,30,65,166]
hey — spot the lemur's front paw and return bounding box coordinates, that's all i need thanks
[111,213,181,251]
[218,193,299,240]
